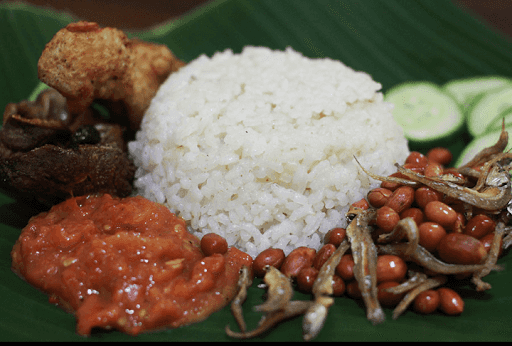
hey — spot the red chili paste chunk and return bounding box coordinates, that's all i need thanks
[11,194,253,336]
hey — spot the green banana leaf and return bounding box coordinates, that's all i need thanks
[1,0,512,342]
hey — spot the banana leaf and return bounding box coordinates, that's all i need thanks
[1,0,512,341]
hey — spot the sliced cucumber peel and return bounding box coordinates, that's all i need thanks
[385,82,464,144]
[485,110,512,134]
[467,84,512,137]
[442,76,511,114]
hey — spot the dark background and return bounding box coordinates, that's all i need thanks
[1,0,512,41]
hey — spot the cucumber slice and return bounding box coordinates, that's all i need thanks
[467,85,512,138]
[454,126,512,168]
[442,76,511,114]
[385,82,464,146]
[483,108,512,134]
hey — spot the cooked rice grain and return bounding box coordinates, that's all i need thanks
[128,47,409,258]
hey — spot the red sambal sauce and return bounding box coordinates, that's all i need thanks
[11,193,253,336]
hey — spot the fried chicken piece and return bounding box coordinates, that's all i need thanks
[123,39,185,129]
[37,22,130,117]
[37,21,184,131]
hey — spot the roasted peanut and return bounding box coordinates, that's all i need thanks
[381,172,406,191]
[367,187,393,208]
[400,207,424,226]
[346,280,362,299]
[424,201,457,229]
[332,275,346,296]
[413,289,440,314]
[405,151,429,167]
[480,233,504,257]
[252,248,286,278]
[424,161,444,177]
[438,287,464,315]
[280,247,316,278]
[418,222,447,252]
[324,228,346,247]
[427,147,453,166]
[450,212,465,233]
[414,186,443,209]
[296,267,319,293]
[201,233,228,256]
[350,198,370,211]
[335,254,355,281]
[313,244,336,270]
[464,214,496,239]
[376,255,407,283]
[437,233,487,265]
[376,206,400,232]
[377,281,405,307]
[385,186,415,214]
[403,163,426,174]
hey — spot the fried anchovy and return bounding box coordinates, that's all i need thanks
[226,266,313,339]
[503,225,512,249]
[459,124,509,169]
[345,208,385,325]
[302,240,351,341]
[392,275,447,320]
[253,266,294,313]
[472,222,507,291]
[395,164,512,211]
[226,300,312,339]
[377,217,419,257]
[353,156,419,188]
[470,153,512,191]
[382,271,428,295]
[230,266,253,333]
[378,243,502,282]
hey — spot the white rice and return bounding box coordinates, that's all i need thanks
[128,46,409,258]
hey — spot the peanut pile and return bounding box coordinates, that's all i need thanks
[252,147,492,316]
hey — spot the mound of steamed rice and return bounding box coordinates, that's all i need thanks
[128,46,409,258]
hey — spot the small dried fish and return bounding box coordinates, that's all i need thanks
[226,300,312,339]
[303,240,350,341]
[382,271,428,295]
[229,266,253,333]
[253,266,294,313]
[396,163,512,211]
[458,122,508,169]
[345,208,385,325]
[377,217,419,257]
[226,266,313,339]
[392,275,447,320]
[471,222,507,291]
[353,156,419,188]
[378,242,499,277]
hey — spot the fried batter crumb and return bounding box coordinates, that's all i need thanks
[37,21,185,130]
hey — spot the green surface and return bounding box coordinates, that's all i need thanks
[2,0,512,342]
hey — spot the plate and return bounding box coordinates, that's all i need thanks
[1,0,512,341]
